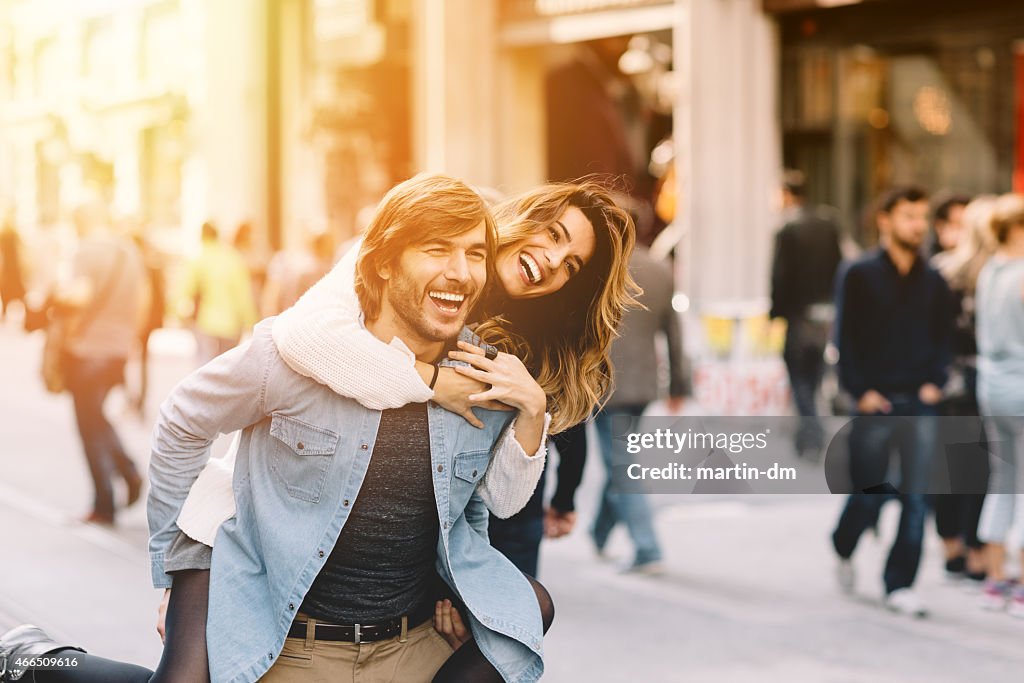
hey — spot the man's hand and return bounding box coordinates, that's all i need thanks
[156,588,171,643]
[544,507,577,538]
[434,599,472,651]
[918,383,943,405]
[857,389,892,415]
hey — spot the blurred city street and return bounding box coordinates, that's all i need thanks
[1,319,1021,683]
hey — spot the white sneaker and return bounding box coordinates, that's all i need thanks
[836,559,855,594]
[885,588,928,618]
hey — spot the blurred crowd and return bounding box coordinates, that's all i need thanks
[770,174,1024,619]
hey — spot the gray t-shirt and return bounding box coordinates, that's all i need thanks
[66,235,145,360]
[300,402,440,623]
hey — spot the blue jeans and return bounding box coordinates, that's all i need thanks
[592,406,662,566]
[783,317,829,451]
[65,354,138,518]
[832,395,937,593]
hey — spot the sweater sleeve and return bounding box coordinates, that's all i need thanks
[272,239,434,410]
[478,413,550,518]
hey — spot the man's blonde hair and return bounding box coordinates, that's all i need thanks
[354,174,497,320]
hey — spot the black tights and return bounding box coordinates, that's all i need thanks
[33,569,210,683]
[33,570,551,683]
[432,575,554,683]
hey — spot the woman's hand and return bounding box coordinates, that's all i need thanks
[434,599,472,651]
[430,366,513,429]
[447,342,546,419]
[448,341,548,453]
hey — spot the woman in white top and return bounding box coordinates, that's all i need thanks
[975,192,1024,617]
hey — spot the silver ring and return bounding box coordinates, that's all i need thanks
[484,347,498,361]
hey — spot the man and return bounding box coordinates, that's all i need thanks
[831,186,953,617]
[149,175,550,682]
[60,201,147,525]
[592,245,689,574]
[769,169,842,458]
[179,220,258,364]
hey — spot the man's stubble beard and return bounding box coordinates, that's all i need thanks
[386,270,474,344]
[891,232,923,254]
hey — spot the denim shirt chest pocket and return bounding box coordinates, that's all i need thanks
[269,413,339,503]
[450,449,491,508]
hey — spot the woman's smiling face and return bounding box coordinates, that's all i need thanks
[494,206,597,299]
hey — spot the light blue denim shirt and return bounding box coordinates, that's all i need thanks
[148,320,544,683]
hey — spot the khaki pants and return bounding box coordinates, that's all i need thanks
[261,619,454,683]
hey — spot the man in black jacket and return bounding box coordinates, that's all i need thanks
[831,186,953,618]
[770,170,842,457]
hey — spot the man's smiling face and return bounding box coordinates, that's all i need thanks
[380,222,489,347]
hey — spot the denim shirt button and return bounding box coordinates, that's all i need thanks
[360,443,368,450]
[318,550,325,558]
[437,464,444,473]
[343,499,350,507]
[443,522,448,529]
[288,603,294,611]
[297,442,304,450]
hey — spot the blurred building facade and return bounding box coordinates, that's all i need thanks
[773,0,1024,245]
[0,0,271,252]
[4,0,1023,315]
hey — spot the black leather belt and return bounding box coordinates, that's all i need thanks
[288,605,434,644]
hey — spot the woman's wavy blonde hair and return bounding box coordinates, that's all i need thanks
[475,181,641,433]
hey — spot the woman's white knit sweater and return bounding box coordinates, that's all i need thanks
[176,240,548,546]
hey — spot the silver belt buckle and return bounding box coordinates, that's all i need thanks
[353,623,361,644]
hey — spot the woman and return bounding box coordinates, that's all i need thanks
[975,192,1024,617]
[930,196,996,584]
[5,179,638,682]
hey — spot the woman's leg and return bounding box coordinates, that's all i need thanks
[30,570,211,683]
[149,569,211,683]
[432,576,554,683]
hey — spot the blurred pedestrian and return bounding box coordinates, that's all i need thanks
[130,231,167,415]
[260,230,336,317]
[929,192,970,258]
[233,220,268,308]
[592,245,690,574]
[930,195,995,585]
[179,221,258,364]
[0,216,27,322]
[519,35,653,573]
[770,169,843,458]
[57,202,148,525]
[831,186,954,617]
[974,192,1024,617]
